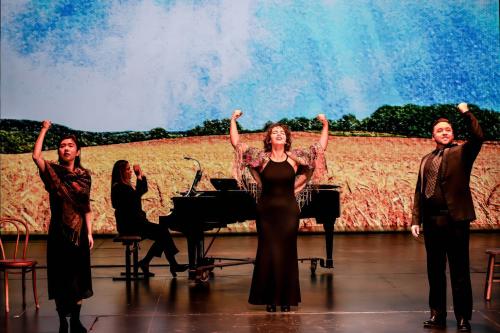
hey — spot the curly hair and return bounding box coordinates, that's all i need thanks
[263,123,292,152]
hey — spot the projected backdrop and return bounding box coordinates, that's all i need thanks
[1,1,499,233]
[2,0,499,131]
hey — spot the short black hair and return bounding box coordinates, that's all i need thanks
[432,118,452,132]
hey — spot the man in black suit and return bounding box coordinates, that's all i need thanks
[411,102,484,332]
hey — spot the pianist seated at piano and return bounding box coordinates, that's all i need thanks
[111,160,188,277]
[230,109,329,312]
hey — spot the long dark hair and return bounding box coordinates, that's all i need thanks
[111,160,130,188]
[263,123,292,152]
[57,134,85,170]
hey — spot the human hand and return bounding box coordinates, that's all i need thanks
[410,225,420,238]
[317,114,327,124]
[457,102,469,114]
[232,109,243,120]
[41,120,52,130]
[133,164,142,177]
[88,233,94,249]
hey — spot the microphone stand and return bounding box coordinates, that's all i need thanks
[184,156,202,197]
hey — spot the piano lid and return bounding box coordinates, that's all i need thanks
[210,178,240,191]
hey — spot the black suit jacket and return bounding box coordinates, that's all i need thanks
[412,112,484,225]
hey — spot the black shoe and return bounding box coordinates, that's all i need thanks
[266,304,276,312]
[138,260,155,277]
[423,315,446,329]
[170,264,189,277]
[281,305,290,312]
[457,318,471,332]
[69,318,87,333]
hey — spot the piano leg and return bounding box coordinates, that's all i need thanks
[185,228,204,269]
[196,237,205,267]
[186,236,196,270]
[319,217,335,268]
[185,227,208,280]
[186,228,214,281]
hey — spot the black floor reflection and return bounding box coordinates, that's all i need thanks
[1,233,499,333]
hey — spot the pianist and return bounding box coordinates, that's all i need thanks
[111,160,188,277]
[230,109,329,312]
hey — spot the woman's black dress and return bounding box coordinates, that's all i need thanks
[41,168,93,303]
[46,211,93,302]
[248,157,301,306]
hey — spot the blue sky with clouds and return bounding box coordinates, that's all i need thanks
[1,0,498,131]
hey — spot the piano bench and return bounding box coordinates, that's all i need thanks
[113,235,147,281]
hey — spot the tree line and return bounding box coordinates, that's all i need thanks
[1,104,498,153]
[0,121,185,154]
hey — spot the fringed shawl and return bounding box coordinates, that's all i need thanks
[41,161,91,245]
[233,142,327,209]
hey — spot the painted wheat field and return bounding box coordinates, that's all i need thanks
[1,133,499,233]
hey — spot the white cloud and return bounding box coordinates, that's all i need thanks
[1,0,255,131]
[338,76,367,114]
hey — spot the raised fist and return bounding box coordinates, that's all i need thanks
[133,164,141,176]
[232,109,243,120]
[316,114,327,124]
[457,102,469,114]
[41,120,52,130]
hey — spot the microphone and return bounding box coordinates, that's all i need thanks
[184,156,202,196]
[184,156,200,169]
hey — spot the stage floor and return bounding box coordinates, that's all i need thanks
[1,233,499,333]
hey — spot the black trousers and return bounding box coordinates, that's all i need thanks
[423,216,472,320]
[139,220,179,258]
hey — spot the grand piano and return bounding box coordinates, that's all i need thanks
[160,175,340,282]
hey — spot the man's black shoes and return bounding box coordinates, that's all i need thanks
[457,318,471,332]
[423,315,446,329]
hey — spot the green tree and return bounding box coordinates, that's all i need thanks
[187,119,241,136]
[333,114,361,131]
[149,127,168,139]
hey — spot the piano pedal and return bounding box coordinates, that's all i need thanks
[319,258,334,269]
[310,260,318,274]
[188,269,197,280]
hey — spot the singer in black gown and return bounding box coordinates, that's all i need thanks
[230,109,329,311]
[249,156,301,306]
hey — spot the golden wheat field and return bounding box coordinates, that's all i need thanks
[1,133,499,233]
